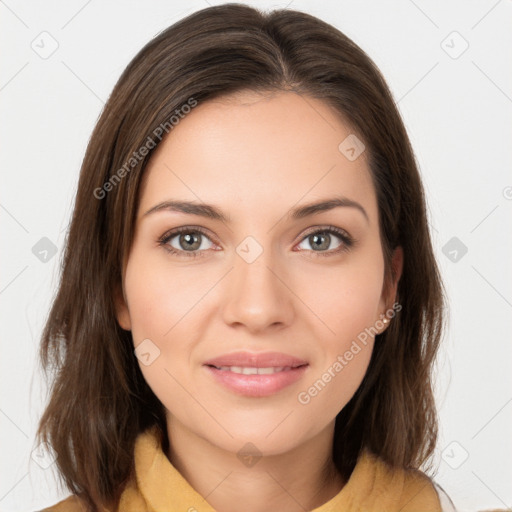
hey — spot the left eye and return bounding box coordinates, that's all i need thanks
[295,228,351,255]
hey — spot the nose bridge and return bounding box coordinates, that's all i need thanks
[221,235,294,331]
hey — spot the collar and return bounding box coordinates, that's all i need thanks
[118,425,441,512]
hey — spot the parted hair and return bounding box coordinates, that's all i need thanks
[37,3,447,510]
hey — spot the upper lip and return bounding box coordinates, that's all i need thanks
[203,351,308,368]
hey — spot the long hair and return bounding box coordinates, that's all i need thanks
[37,3,447,510]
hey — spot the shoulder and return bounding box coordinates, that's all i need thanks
[432,481,458,512]
[401,466,457,512]
[354,450,453,511]
[36,495,89,512]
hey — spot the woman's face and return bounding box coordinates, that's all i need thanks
[115,90,402,456]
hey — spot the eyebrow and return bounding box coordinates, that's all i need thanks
[143,196,369,224]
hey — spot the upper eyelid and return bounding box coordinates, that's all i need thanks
[300,225,350,238]
[162,225,217,243]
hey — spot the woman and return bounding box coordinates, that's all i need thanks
[37,3,455,511]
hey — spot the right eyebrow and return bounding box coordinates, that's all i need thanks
[143,200,230,222]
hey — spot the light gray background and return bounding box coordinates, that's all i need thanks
[1,1,511,511]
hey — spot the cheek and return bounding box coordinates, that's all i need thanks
[123,249,207,342]
[296,281,378,416]
[123,250,218,390]
[301,256,384,343]
[123,252,202,422]
[293,257,383,408]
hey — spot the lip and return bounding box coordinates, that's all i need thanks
[203,351,308,368]
[203,351,309,398]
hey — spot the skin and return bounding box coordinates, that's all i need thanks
[115,90,403,512]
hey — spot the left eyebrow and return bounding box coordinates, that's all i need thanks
[289,196,369,224]
[143,195,369,225]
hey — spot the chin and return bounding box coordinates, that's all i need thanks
[208,414,316,454]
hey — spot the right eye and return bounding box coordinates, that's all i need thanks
[158,227,218,258]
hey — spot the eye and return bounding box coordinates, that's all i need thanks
[158,226,217,258]
[158,225,356,259]
[295,226,355,257]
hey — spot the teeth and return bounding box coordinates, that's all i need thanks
[216,366,292,374]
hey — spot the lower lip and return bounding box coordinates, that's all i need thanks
[204,365,308,397]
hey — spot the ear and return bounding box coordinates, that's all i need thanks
[377,245,403,331]
[114,281,132,331]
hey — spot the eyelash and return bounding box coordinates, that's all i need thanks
[157,225,356,259]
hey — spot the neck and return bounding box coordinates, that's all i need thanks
[165,415,345,512]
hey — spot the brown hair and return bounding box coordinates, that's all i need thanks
[37,3,447,510]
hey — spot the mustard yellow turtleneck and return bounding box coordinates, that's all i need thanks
[42,425,442,511]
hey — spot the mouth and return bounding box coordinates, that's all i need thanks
[202,352,309,397]
[205,364,306,375]
[203,350,308,369]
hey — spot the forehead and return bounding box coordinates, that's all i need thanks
[138,90,377,224]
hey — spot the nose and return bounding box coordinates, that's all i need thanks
[221,245,295,334]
